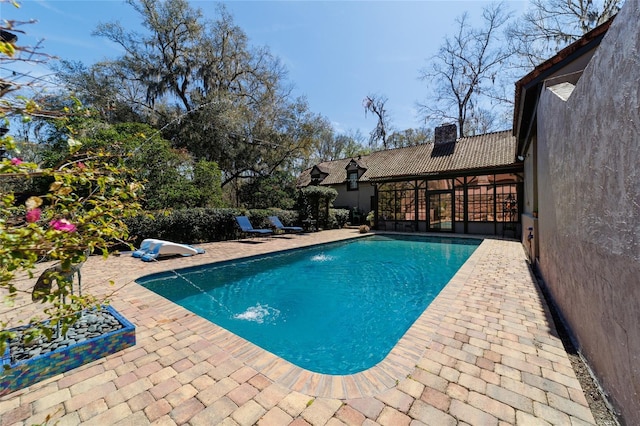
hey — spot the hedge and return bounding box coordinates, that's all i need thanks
[124,207,346,246]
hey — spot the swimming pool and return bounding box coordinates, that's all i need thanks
[137,234,480,375]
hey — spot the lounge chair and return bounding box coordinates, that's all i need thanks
[235,216,273,238]
[268,216,303,233]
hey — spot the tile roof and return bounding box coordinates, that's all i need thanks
[298,130,517,187]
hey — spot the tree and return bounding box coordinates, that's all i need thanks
[304,114,337,163]
[363,94,392,149]
[54,60,145,124]
[92,0,204,114]
[89,123,223,210]
[0,14,49,100]
[296,113,364,166]
[237,170,297,210]
[335,130,368,158]
[418,3,513,138]
[507,0,622,68]
[85,0,321,204]
[294,115,368,170]
[462,107,499,136]
[36,119,224,210]
[387,127,433,148]
[192,160,224,208]
[298,185,337,230]
[92,0,289,132]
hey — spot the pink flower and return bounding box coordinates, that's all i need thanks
[49,219,77,232]
[77,162,86,169]
[10,158,23,165]
[26,208,41,223]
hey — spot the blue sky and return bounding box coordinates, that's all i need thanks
[4,0,527,136]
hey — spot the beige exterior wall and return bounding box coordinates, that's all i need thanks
[520,214,538,263]
[331,183,375,214]
[535,0,640,420]
[522,140,536,215]
[521,138,539,263]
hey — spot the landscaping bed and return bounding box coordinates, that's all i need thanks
[1,305,135,395]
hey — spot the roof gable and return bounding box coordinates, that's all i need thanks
[311,165,328,175]
[345,158,367,171]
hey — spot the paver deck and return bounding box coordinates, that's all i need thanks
[1,229,597,425]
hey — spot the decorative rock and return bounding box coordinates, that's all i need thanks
[85,314,99,324]
[7,308,124,363]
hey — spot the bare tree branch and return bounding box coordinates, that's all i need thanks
[418,3,513,137]
[506,0,622,67]
[363,94,392,149]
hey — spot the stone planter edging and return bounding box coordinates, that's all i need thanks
[1,305,135,395]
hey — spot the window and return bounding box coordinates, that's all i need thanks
[347,171,359,190]
[375,174,520,226]
[427,178,453,191]
[400,189,415,220]
[467,184,494,222]
[378,189,394,220]
[377,181,419,221]
[496,185,518,222]
[465,174,521,222]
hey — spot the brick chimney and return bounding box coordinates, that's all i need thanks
[434,123,457,145]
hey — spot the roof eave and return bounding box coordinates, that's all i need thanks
[367,163,523,183]
[513,17,614,153]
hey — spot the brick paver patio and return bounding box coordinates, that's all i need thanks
[1,229,597,425]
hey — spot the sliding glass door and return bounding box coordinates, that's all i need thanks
[428,191,453,231]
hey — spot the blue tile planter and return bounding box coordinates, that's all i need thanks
[1,305,135,395]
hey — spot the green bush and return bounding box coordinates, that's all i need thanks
[268,209,300,227]
[297,186,338,229]
[330,208,350,229]
[124,207,302,246]
[242,209,272,229]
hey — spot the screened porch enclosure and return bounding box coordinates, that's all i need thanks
[375,172,523,236]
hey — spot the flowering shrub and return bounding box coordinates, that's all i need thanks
[0,3,144,353]
[0,133,143,352]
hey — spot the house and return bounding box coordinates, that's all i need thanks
[513,0,639,421]
[298,124,523,236]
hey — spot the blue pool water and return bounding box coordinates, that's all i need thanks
[137,235,480,375]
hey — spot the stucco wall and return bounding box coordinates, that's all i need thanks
[332,184,374,214]
[535,0,640,421]
[522,144,536,215]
